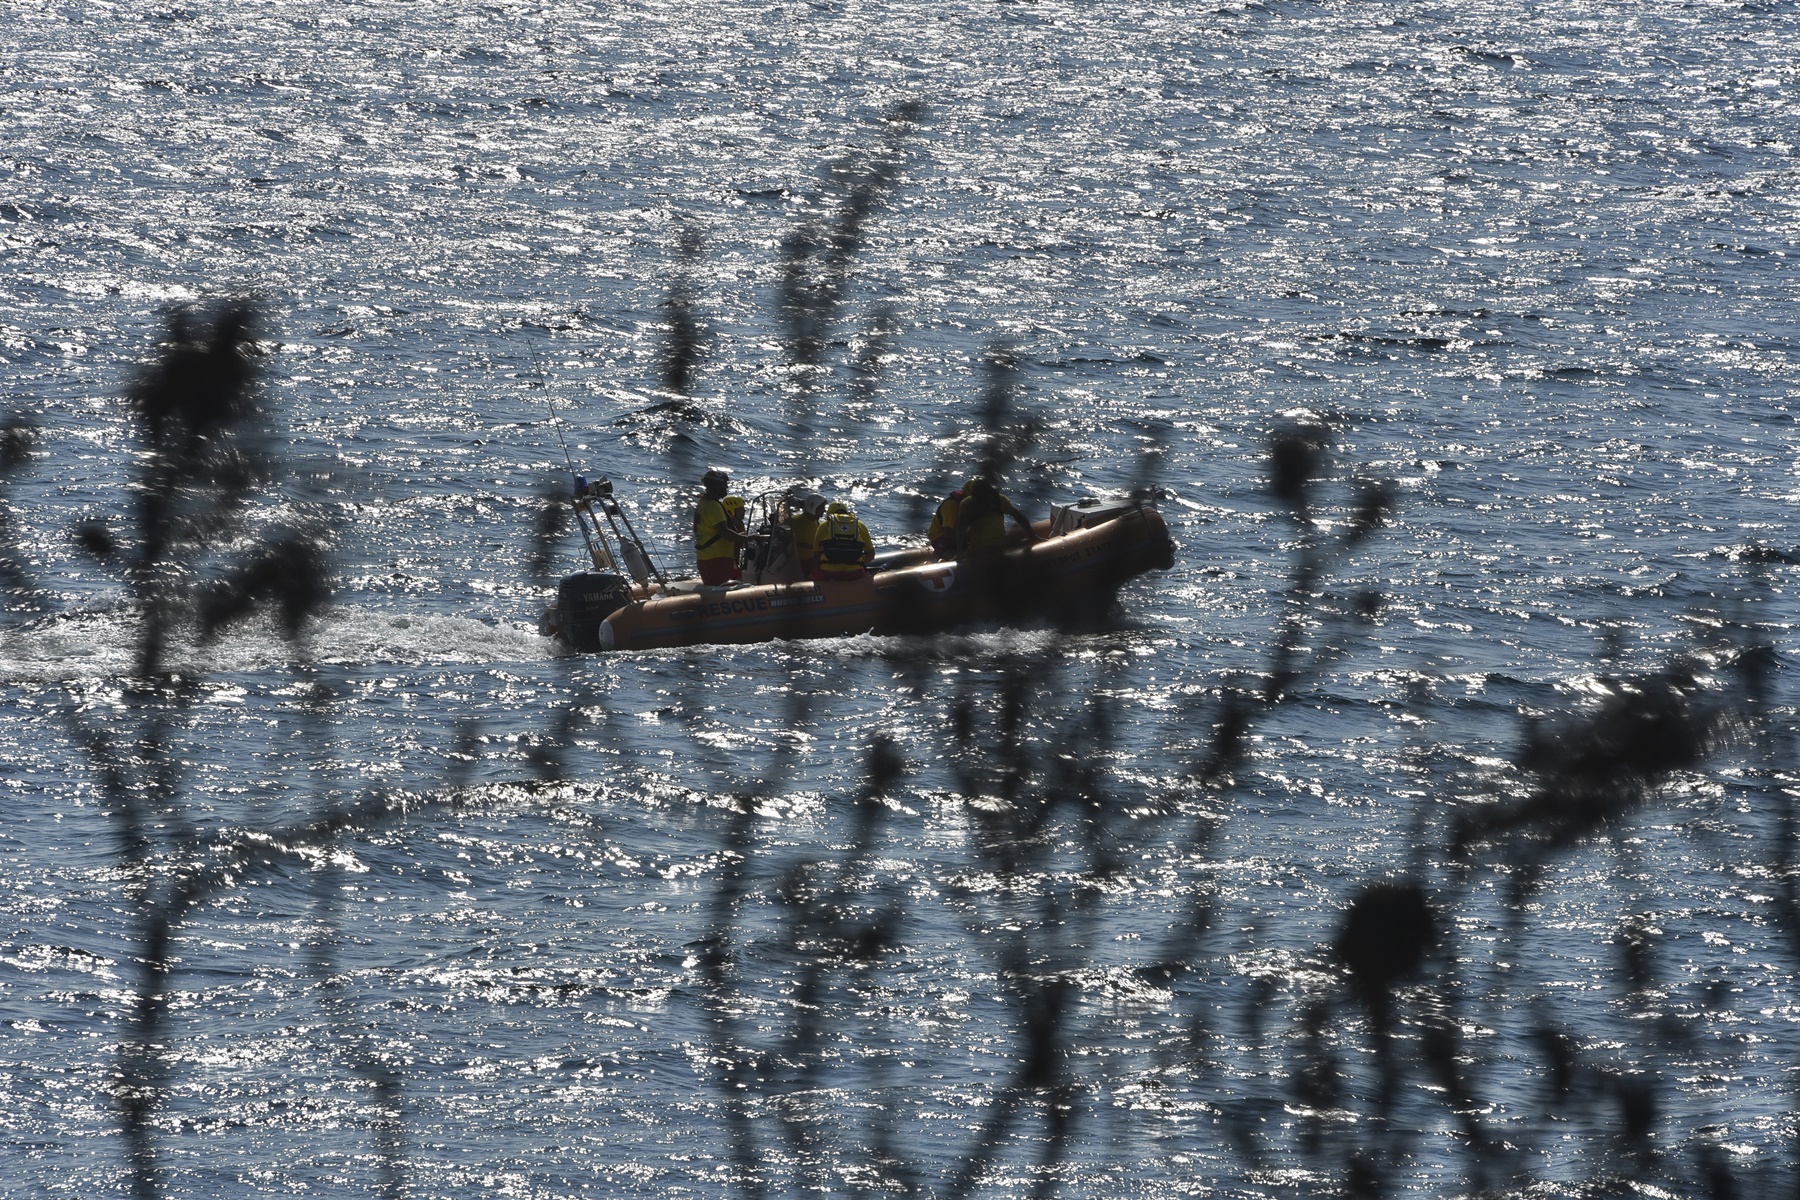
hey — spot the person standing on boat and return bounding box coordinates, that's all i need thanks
[927,480,971,560]
[814,500,874,582]
[955,476,1038,558]
[694,468,755,585]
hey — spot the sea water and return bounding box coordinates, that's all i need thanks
[2,2,1797,1196]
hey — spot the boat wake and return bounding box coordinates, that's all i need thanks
[0,604,555,684]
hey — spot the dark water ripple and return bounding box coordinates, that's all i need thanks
[3,1,1798,1196]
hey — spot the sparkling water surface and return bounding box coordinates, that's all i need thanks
[3,2,1798,1196]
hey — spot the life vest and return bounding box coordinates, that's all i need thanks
[789,512,822,560]
[958,487,1008,553]
[693,496,736,562]
[817,510,870,573]
[927,490,962,547]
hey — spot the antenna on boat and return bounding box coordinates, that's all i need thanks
[525,342,668,588]
[532,345,617,574]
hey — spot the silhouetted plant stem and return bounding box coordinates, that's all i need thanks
[697,796,771,1200]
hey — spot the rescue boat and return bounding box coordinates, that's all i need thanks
[539,495,1175,654]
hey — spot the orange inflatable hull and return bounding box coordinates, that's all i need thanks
[550,504,1174,654]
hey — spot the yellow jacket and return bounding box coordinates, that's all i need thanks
[693,496,736,563]
[790,513,822,567]
[817,509,873,575]
[927,491,961,553]
[958,485,1013,554]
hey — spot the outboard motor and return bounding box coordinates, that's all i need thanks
[555,571,630,652]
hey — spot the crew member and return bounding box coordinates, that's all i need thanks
[785,489,827,579]
[927,481,970,559]
[694,468,755,585]
[955,476,1038,558]
[814,500,874,582]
